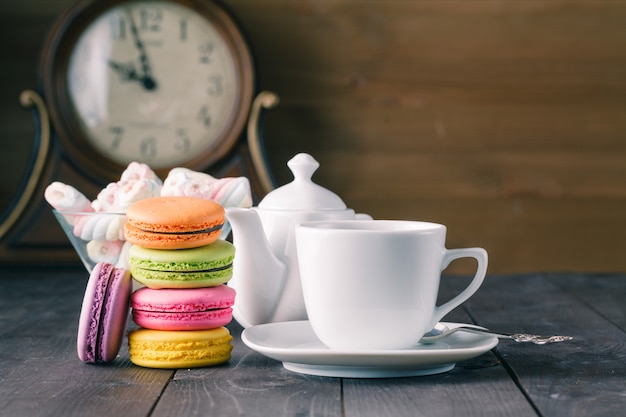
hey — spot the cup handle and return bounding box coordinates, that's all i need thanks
[430,248,488,328]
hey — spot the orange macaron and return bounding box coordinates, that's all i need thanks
[124,196,225,249]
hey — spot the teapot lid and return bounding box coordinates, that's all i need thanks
[259,153,347,211]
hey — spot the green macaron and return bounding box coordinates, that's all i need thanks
[129,240,235,289]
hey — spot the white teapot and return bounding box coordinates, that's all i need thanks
[226,153,370,327]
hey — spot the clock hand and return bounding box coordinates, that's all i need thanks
[108,60,141,82]
[126,9,157,91]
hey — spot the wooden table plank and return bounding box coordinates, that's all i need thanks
[343,366,536,417]
[0,268,173,417]
[340,300,537,417]
[149,322,343,417]
[0,345,174,417]
[446,274,626,417]
[0,269,83,339]
[547,273,626,331]
[1,269,623,416]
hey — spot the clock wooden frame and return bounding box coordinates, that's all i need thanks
[40,0,256,182]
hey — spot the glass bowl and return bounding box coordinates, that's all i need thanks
[52,210,129,272]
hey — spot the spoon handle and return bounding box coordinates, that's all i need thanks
[423,326,573,345]
[506,333,573,344]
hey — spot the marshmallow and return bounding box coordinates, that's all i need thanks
[86,239,123,264]
[120,162,162,184]
[92,182,120,212]
[210,177,253,208]
[73,213,126,241]
[44,182,93,212]
[116,241,133,271]
[105,215,127,241]
[162,168,252,208]
[161,168,212,197]
[114,179,162,210]
[93,179,161,212]
[91,162,162,212]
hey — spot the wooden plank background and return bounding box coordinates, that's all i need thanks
[1,0,625,273]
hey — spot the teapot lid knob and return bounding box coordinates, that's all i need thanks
[258,153,347,211]
[287,153,319,182]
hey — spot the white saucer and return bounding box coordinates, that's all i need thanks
[241,321,498,378]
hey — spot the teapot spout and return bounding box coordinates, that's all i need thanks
[225,207,287,327]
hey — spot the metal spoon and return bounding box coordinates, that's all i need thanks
[420,323,573,345]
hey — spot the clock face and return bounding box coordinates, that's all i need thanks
[66,1,240,169]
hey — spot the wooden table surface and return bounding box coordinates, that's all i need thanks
[1,268,624,417]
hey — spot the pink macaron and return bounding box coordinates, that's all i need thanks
[77,262,132,363]
[131,285,236,331]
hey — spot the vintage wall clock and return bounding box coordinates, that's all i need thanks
[0,0,278,265]
[44,0,269,179]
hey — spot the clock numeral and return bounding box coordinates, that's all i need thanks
[175,129,191,153]
[109,126,124,150]
[207,75,223,96]
[196,106,212,128]
[180,19,188,41]
[138,7,163,32]
[199,42,214,64]
[140,137,157,160]
[111,15,127,41]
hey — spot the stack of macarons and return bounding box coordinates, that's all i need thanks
[123,196,237,369]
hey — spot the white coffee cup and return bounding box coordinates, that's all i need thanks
[295,220,488,350]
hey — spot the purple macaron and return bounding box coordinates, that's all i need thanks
[77,262,132,363]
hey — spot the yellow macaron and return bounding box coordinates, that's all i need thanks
[128,327,233,369]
